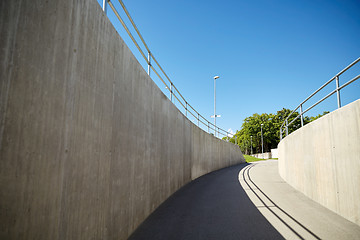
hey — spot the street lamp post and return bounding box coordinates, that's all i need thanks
[211,76,221,137]
[250,136,253,155]
[261,124,264,159]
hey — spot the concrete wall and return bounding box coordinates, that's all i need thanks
[251,152,272,159]
[278,99,360,226]
[271,148,278,159]
[0,0,245,239]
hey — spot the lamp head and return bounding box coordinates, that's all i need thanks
[214,76,220,80]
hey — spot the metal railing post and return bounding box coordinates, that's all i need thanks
[185,103,188,117]
[300,104,304,127]
[336,76,341,108]
[197,114,199,127]
[235,136,237,145]
[208,122,210,133]
[147,51,151,76]
[103,0,106,12]
[278,58,359,139]
[170,83,173,102]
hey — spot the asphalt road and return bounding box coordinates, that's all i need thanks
[129,163,283,240]
[129,161,360,240]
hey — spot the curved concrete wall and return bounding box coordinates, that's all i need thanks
[279,99,360,226]
[0,0,244,239]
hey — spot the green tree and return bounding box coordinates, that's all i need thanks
[231,113,275,154]
[310,111,329,122]
[228,108,315,154]
[224,108,329,155]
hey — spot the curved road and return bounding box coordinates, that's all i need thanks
[129,161,360,240]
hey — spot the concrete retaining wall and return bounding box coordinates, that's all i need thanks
[0,0,245,239]
[278,99,360,226]
[271,148,278,158]
[251,152,272,159]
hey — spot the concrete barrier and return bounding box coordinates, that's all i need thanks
[278,99,360,226]
[271,148,278,158]
[0,0,245,239]
[251,152,272,159]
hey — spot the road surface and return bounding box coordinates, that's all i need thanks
[130,161,360,239]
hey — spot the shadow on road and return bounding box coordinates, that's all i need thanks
[241,164,320,240]
[129,163,284,240]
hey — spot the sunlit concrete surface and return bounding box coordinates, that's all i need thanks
[239,160,360,239]
[278,99,360,226]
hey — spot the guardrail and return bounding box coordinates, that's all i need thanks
[280,57,360,140]
[102,0,233,139]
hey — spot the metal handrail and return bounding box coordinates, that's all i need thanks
[280,57,360,140]
[105,0,234,139]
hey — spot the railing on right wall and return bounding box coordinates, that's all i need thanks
[280,57,360,140]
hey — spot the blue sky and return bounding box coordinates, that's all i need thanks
[97,0,360,135]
